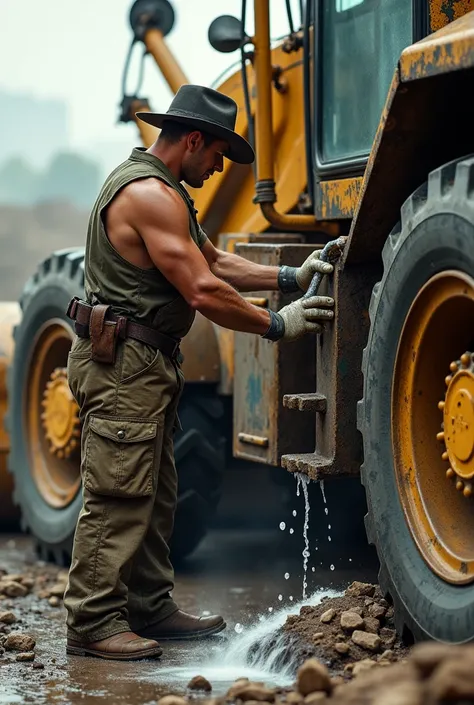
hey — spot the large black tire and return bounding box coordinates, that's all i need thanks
[358,156,474,643]
[6,248,225,565]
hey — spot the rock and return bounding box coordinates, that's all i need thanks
[410,642,464,677]
[369,603,387,620]
[187,675,212,692]
[345,581,376,598]
[364,598,374,607]
[385,606,395,620]
[16,651,35,662]
[33,661,44,670]
[351,630,381,653]
[312,632,324,643]
[227,679,251,698]
[363,617,380,634]
[379,627,397,647]
[375,682,424,705]
[303,695,326,704]
[230,684,275,702]
[4,633,36,652]
[4,574,23,583]
[48,583,65,598]
[0,581,28,598]
[378,649,395,662]
[36,590,51,600]
[300,606,316,617]
[297,659,331,696]
[157,697,188,705]
[427,658,474,700]
[352,659,377,676]
[349,606,364,616]
[48,596,60,607]
[340,612,364,632]
[285,692,303,704]
[320,609,336,624]
[334,642,349,655]
[286,616,299,626]
[21,578,35,590]
[0,611,16,625]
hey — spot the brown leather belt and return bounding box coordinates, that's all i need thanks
[66,297,181,361]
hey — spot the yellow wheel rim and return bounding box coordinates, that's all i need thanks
[392,271,474,584]
[26,320,81,508]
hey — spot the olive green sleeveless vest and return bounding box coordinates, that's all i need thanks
[84,147,207,339]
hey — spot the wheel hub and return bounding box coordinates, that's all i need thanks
[439,352,474,497]
[41,367,80,459]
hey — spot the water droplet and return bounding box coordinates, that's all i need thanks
[259,615,264,622]
[289,596,294,601]
[324,507,329,515]
[278,594,283,601]
[327,536,332,542]
[279,522,286,531]
[202,610,211,616]
[328,524,331,530]
[312,566,315,572]
[289,528,294,534]
[302,549,310,558]
[284,572,290,580]
[349,558,352,562]
[330,564,335,571]
[292,510,297,517]
[268,607,273,612]
[234,623,244,633]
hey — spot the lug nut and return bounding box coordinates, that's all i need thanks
[446,468,455,479]
[438,401,445,411]
[450,361,458,372]
[437,432,445,442]
[456,479,464,492]
[461,353,471,367]
[442,451,449,461]
[464,483,473,498]
[445,375,453,386]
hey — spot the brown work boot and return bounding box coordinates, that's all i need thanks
[137,610,226,640]
[66,631,162,660]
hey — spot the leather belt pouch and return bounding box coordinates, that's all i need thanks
[89,304,119,364]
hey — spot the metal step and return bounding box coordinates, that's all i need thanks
[283,393,327,412]
[281,452,332,480]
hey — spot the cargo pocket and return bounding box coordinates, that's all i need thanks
[84,415,162,498]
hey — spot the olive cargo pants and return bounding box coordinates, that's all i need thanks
[64,335,183,642]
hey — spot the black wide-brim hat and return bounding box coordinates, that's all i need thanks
[136,84,255,165]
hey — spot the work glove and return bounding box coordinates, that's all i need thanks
[263,296,334,342]
[278,251,333,294]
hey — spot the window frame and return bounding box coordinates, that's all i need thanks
[312,0,428,179]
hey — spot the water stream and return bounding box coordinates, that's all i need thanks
[153,588,341,690]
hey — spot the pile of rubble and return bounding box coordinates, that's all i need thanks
[167,642,474,705]
[0,565,68,669]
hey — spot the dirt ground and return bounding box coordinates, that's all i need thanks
[1,553,473,705]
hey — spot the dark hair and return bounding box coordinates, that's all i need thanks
[159,119,216,147]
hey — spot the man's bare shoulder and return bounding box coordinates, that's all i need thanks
[117,177,188,234]
[124,177,184,211]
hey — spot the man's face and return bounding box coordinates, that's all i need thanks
[181,133,228,188]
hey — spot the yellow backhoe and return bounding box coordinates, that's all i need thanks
[2,0,474,643]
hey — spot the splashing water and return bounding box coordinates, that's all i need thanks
[320,479,327,506]
[284,573,290,580]
[161,588,341,688]
[279,522,286,531]
[292,510,297,517]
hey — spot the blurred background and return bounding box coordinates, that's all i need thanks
[0,0,300,299]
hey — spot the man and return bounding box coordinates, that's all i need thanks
[64,85,334,661]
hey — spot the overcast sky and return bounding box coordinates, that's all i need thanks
[1,0,300,152]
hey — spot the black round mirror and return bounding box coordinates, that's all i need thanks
[208,15,248,53]
[130,0,175,39]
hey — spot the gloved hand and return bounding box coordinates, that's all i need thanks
[263,295,334,342]
[277,251,333,293]
[296,250,333,292]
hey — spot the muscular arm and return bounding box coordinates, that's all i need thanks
[128,180,271,335]
[201,240,279,292]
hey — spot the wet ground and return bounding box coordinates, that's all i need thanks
[0,474,378,705]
